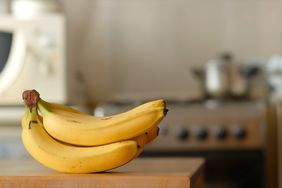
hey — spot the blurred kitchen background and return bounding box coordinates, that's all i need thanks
[1,0,282,187]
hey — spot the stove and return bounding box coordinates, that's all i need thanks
[95,98,266,152]
[94,93,267,188]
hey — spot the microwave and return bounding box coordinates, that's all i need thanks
[0,14,66,105]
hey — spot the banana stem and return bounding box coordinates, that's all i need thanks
[22,89,40,112]
[28,107,39,129]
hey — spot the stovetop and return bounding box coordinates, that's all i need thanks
[103,90,261,107]
[95,93,266,152]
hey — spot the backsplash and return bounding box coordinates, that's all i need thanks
[62,0,282,103]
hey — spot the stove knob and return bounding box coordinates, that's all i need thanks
[215,127,227,140]
[234,127,246,139]
[176,127,189,141]
[195,127,208,140]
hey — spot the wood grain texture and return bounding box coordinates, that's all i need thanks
[0,157,204,188]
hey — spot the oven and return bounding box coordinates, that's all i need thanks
[95,95,268,188]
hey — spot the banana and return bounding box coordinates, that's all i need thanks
[21,107,29,128]
[21,107,147,173]
[36,97,166,146]
[38,98,161,144]
[145,126,159,144]
[38,99,160,145]
[39,99,87,115]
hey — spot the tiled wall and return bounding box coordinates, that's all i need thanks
[62,0,282,102]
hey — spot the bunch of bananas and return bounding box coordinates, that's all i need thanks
[21,90,167,173]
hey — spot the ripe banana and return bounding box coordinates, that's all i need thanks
[36,97,166,146]
[145,126,159,144]
[21,107,150,173]
[38,99,160,145]
[39,99,87,115]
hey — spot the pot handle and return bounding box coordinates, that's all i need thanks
[192,68,205,79]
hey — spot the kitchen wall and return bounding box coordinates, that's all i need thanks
[61,0,282,103]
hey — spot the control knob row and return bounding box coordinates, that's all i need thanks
[175,127,246,141]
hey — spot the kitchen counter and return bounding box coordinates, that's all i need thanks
[0,157,205,188]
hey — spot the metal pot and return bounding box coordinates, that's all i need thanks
[193,54,259,99]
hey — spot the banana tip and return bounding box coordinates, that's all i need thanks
[156,127,160,136]
[163,108,169,116]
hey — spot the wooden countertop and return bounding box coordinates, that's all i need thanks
[0,157,205,188]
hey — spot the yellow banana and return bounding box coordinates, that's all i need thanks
[21,107,29,128]
[39,99,88,115]
[37,98,166,146]
[37,99,160,146]
[21,108,144,173]
[145,126,159,144]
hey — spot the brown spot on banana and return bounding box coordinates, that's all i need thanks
[28,121,31,129]
[28,120,38,129]
[101,117,112,120]
[67,120,81,123]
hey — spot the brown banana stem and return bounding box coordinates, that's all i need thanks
[22,89,40,112]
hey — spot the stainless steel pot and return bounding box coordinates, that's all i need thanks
[193,54,259,99]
